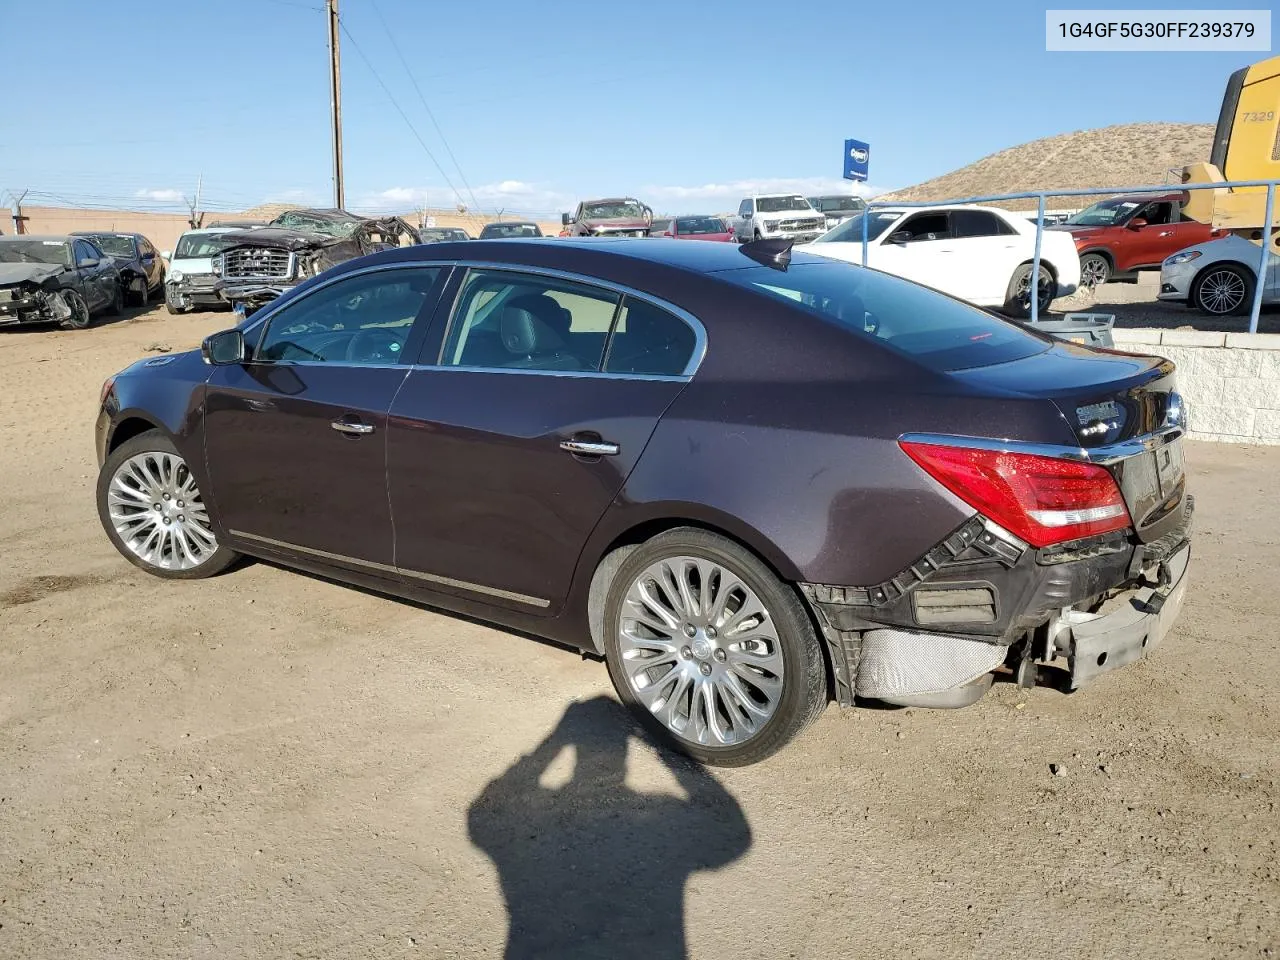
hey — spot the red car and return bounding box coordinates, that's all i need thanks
[653,215,735,242]
[1049,192,1223,286]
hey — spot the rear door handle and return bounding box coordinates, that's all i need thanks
[331,420,375,436]
[560,439,619,457]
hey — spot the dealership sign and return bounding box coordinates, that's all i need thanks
[843,139,870,182]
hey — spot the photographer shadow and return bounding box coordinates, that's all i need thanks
[467,696,751,959]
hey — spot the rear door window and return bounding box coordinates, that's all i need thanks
[440,269,620,372]
[603,297,697,377]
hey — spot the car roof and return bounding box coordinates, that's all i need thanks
[483,221,539,227]
[0,234,72,243]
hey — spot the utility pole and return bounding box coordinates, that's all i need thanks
[326,0,345,209]
[10,189,29,235]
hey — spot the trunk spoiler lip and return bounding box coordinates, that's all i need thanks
[897,426,1185,468]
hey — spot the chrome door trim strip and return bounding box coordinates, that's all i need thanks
[228,529,551,608]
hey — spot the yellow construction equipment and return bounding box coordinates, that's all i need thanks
[1182,55,1280,251]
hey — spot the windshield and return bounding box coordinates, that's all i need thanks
[481,223,542,238]
[813,211,903,243]
[675,216,727,235]
[1064,199,1142,226]
[173,233,233,258]
[717,260,1049,372]
[812,197,866,213]
[756,195,813,213]
[0,240,70,266]
[582,201,647,220]
[83,235,136,258]
[270,209,362,238]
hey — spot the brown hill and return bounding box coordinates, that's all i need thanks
[882,122,1214,209]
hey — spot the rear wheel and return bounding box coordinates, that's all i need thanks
[1079,252,1111,287]
[57,290,91,330]
[1191,263,1253,316]
[1003,262,1055,319]
[602,528,827,766]
[131,274,149,307]
[97,429,239,579]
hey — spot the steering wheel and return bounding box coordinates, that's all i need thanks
[345,328,403,363]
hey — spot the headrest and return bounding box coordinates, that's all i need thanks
[500,306,564,356]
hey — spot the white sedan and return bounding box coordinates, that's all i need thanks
[797,204,1081,318]
[1157,233,1280,317]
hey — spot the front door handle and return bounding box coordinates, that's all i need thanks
[560,439,619,457]
[331,420,375,436]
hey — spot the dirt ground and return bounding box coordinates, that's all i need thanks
[1,306,1277,960]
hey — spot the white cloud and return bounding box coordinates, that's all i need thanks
[643,177,891,212]
[134,188,184,202]
[355,181,572,217]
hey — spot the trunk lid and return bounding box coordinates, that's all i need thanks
[951,340,1186,542]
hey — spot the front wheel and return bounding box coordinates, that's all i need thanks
[58,289,92,329]
[602,528,827,766]
[97,430,239,579]
[1079,252,1111,287]
[1191,263,1253,316]
[1003,262,1055,319]
[131,274,149,308]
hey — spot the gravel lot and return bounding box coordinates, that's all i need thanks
[1051,272,1280,333]
[1,306,1277,959]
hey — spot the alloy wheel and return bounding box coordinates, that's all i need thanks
[1016,266,1053,311]
[617,556,785,748]
[1080,255,1109,287]
[107,451,218,570]
[1198,269,1247,315]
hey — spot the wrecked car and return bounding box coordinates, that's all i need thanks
[72,231,165,306]
[560,197,654,237]
[164,228,246,314]
[211,208,421,312]
[0,235,122,329]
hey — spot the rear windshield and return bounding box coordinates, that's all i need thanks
[675,216,726,234]
[716,260,1050,372]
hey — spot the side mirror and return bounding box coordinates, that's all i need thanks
[201,329,245,365]
[79,257,100,269]
[743,212,753,220]
[886,230,912,244]
[561,213,571,226]
[1127,217,1148,230]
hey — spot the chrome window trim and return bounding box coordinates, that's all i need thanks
[898,426,1184,466]
[436,260,708,378]
[229,529,550,608]
[409,364,690,383]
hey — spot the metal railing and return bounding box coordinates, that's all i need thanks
[859,179,1279,332]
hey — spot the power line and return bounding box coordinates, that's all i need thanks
[336,16,474,221]
[366,0,485,218]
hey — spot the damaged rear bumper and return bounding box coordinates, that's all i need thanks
[800,497,1194,708]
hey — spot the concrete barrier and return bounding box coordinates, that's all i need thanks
[1111,329,1280,445]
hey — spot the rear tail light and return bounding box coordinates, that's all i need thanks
[899,440,1131,547]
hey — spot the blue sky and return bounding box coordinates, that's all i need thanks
[0,0,1267,217]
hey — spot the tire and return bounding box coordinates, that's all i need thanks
[1191,263,1254,317]
[602,527,827,766]
[753,230,762,242]
[107,281,124,316]
[97,429,239,580]
[164,284,186,315]
[57,290,92,330]
[1002,262,1055,319]
[132,274,149,308]
[1079,252,1111,287]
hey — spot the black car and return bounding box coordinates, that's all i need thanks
[478,221,544,239]
[72,232,165,306]
[0,235,122,329]
[94,237,1191,765]
[420,227,472,243]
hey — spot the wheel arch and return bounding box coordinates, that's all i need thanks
[106,412,172,456]
[1077,248,1114,268]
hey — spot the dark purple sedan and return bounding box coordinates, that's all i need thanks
[95,237,1192,765]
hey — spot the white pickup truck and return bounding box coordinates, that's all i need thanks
[731,194,827,244]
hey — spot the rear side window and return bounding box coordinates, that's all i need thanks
[951,210,1012,238]
[604,297,697,377]
[718,260,1050,372]
[441,269,619,372]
